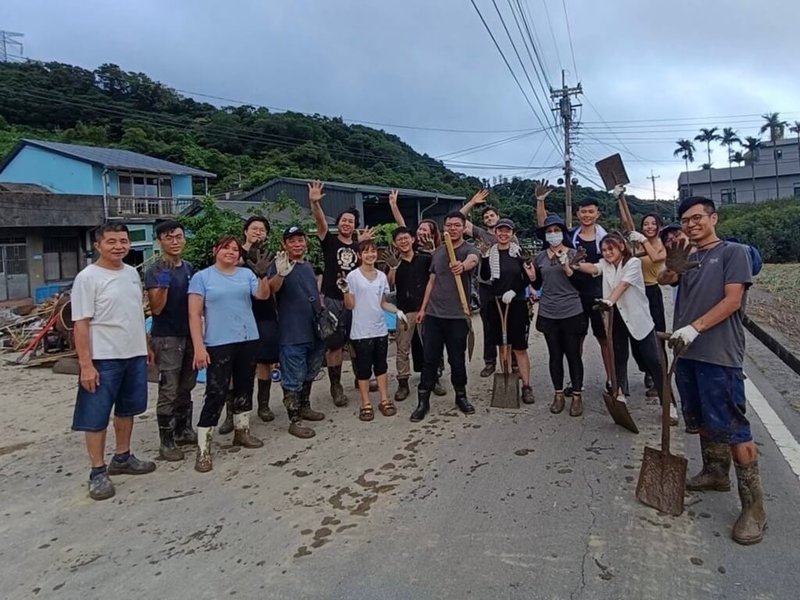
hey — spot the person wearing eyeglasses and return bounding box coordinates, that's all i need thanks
[660,196,765,546]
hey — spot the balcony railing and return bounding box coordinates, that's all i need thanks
[107,196,196,218]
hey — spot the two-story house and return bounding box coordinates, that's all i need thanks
[0,139,215,303]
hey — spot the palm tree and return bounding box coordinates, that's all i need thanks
[790,121,800,172]
[720,127,741,204]
[760,112,787,199]
[731,151,745,166]
[694,127,721,200]
[742,136,762,202]
[673,139,695,198]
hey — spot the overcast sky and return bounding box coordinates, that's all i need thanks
[3,0,799,199]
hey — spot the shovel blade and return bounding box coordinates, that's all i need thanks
[636,445,688,516]
[491,372,520,409]
[602,392,639,434]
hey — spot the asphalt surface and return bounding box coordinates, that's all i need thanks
[1,298,799,599]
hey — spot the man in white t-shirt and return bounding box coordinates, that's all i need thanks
[71,223,156,501]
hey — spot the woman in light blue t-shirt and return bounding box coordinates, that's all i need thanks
[188,235,272,473]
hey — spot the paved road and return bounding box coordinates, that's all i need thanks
[1,306,799,599]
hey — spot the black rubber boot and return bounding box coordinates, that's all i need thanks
[454,389,475,415]
[299,380,325,421]
[218,392,234,435]
[257,378,275,422]
[732,461,766,545]
[410,388,431,422]
[157,415,184,462]
[687,438,732,491]
[329,366,347,407]
[173,403,197,446]
[288,408,315,438]
[394,378,410,402]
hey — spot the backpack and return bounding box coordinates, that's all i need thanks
[725,238,762,276]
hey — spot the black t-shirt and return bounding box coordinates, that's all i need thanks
[394,253,432,312]
[480,249,529,299]
[320,231,359,300]
[570,235,603,297]
[144,260,194,337]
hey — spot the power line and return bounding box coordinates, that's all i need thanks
[0,30,24,63]
[539,0,564,72]
[506,0,553,107]
[560,0,579,78]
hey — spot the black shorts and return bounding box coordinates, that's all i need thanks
[580,295,606,338]
[535,312,588,338]
[350,336,389,380]
[256,319,280,364]
[486,299,530,350]
[322,297,352,351]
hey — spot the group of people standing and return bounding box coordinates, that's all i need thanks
[68,180,766,546]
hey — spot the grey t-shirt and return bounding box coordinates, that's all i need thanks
[426,241,480,319]
[674,241,752,368]
[534,250,584,320]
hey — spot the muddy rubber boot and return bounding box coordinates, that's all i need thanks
[329,366,347,407]
[410,388,431,422]
[569,391,583,417]
[550,391,565,414]
[299,380,325,421]
[218,392,234,435]
[232,412,264,449]
[687,439,732,491]
[257,379,275,422]
[732,461,767,545]
[288,409,315,439]
[432,378,447,397]
[454,389,475,415]
[521,385,534,405]
[173,405,197,446]
[157,415,184,462]
[394,378,410,402]
[194,426,213,473]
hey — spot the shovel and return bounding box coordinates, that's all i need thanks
[635,335,688,516]
[600,308,639,434]
[491,298,520,408]
[443,232,475,360]
[595,153,636,233]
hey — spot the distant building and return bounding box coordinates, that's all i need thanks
[0,139,215,303]
[677,137,800,204]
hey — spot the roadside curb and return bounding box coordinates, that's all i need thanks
[744,315,800,377]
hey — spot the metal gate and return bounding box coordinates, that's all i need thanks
[0,237,29,301]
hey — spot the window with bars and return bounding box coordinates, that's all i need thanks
[43,237,79,281]
[118,174,173,198]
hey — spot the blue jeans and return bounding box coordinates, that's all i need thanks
[280,341,325,393]
[72,356,148,432]
[675,358,752,444]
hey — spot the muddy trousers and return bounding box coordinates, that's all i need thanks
[197,341,259,428]
[151,336,197,420]
[419,316,469,392]
[612,309,664,400]
[394,311,424,379]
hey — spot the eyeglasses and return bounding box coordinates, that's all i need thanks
[680,212,713,226]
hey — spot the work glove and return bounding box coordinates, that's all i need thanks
[274,251,295,277]
[501,290,516,304]
[627,231,647,244]
[518,246,533,266]
[592,298,613,311]
[380,247,401,270]
[336,276,350,295]
[396,310,408,327]
[611,184,626,199]
[569,247,587,268]
[416,233,435,254]
[245,241,273,279]
[669,325,699,354]
[475,238,491,258]
[665,238,700,274]
[558,251,570,266]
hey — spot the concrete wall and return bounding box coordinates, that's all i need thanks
[0,146,100,194]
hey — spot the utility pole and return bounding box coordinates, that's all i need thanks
[0,30,24,62]
[550,70,582,228]
[647,170,660,202]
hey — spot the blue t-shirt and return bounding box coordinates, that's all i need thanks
[188,266,260,347]
[144,260,193,337]
[269,261,318,346]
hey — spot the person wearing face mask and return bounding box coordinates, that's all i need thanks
[479,219,537,404]
[574,232,676,424]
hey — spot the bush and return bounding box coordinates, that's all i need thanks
[718,199,800,263]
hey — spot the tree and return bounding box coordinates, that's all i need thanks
[731,151,745,166]
[694,127,721,200]
[720,127,741,204]
[790,121,800,171]
[177,197,245,268]
[761,112,787,199]
[673,139,695,198]
[742,137,762,203]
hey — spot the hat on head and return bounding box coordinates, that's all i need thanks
[283,225,306,240]
[535,214,569,242]
[495,218,516,231]
[677,196,715,218]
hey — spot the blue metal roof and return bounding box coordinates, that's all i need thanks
[13,139,216,178]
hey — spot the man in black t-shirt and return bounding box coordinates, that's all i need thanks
[144,221,197,461]
[309,180,375,407]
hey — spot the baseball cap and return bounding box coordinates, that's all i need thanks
[282,225,306,240]
[495,218,516,230]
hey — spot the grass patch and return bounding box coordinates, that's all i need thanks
[755,264,800,309]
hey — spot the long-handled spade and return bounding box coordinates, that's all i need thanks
[491,298,520,408]
[443,232,475,360]
[600,307,639,434]
[635,334,688,516]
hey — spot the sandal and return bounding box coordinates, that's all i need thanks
[359,405,374,422]
[378,401,397,417]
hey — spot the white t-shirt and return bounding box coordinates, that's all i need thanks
[346,268,390,340]
[71,263,148,359]
[595,256,654,341]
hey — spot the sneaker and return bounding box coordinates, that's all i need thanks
[521,385,534,405]
[107,454,157,476]
[88,471,115,501]
[480,363,496,378]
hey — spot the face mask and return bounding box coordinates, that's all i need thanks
[545,232,563,246]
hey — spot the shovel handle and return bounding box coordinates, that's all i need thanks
[443,232,471,317]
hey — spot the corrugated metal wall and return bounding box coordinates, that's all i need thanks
[248,181,358,222]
